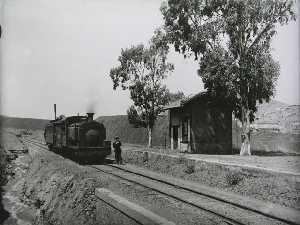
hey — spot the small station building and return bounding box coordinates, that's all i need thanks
[165,92,233,154]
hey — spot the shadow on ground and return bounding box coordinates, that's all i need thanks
[232,148,299,157]
[60,153,115,165]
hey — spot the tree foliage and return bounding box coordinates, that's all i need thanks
[109,29,174,146]
[161,0,295,119]
[161,0,296,154]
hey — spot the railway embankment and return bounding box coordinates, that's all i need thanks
[0,143,9,224]
[1,144,142,225]
[0,130,33,225]
[0,131,140,225]
[121,146,300,210]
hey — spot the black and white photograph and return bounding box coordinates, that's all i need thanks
[0,0,299,224]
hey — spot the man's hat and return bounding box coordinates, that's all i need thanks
[115,136,119,139]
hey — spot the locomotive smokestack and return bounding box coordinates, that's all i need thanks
[87,113,94,122]
[54,104,57,120]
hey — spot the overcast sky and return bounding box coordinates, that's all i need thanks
[0,0,299,119]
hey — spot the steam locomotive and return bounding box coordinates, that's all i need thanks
[44,105,111,161]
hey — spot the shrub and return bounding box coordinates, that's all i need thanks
[184,164,195,174]
[184,160,195,174]
[226,172,243,186]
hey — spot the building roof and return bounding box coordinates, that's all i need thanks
[164,91,207,110]
[164,99,181,109]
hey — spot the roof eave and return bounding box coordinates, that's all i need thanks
[164,105,181,110]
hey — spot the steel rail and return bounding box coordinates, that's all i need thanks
[106,164,300,225]
[21,138,48,149]
[91,165,242,225]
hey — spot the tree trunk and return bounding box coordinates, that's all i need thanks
[240,108,251,156]
[147,126,152,148]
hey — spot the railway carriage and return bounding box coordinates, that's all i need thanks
[44,110,111,160]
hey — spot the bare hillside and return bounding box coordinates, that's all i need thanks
[0,115,49,130]
[253,100,300,133]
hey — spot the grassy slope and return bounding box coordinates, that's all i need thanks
[0,131,10,223]
[0,147,7,187]
[96,115,170,147]
[0,130,8,186]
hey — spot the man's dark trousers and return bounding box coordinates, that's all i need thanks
[115,149,122,164]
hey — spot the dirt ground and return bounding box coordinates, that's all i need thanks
[187,154,300,174]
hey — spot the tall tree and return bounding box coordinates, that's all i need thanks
[110,30,174,147]
[161,0,296,155]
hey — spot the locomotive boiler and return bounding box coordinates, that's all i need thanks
[44,104,111,161]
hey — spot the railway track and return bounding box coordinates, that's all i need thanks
[21,137,46,147]
[21,137,300,225]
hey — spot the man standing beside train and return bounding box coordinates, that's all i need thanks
[113,136,123,165]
